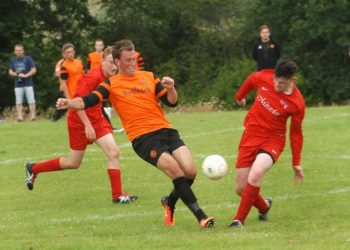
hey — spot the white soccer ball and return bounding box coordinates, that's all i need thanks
[202,154,228,180]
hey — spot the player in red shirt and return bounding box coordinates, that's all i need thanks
[87,39,124,132]
[56,39,215,229]
[230,59,305,228]
[25,47,137,204]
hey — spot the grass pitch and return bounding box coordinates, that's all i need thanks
[0,106,349,249]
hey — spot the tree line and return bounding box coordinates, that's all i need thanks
[1,0,349,113]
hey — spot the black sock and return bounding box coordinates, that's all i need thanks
[173,177,207,222]
[167,179,194,207]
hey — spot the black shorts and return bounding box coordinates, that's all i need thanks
[132,128,185,167]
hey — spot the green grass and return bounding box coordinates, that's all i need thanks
[0,106,350,249]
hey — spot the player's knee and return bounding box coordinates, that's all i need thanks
[184,166,197,179]
[59,157,80,169]
[108,148,120,160]
[68,161,81,169]
[186,171,196,180]
[67,158,82,169]
[235,185,244,196]
[165,162,185,178]
[248,173,261,186]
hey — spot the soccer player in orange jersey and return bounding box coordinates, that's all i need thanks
[52,43,84,122]
[229,59,305,228]
[59,43,84,99]
[25,47,137,204]
[87,39,105,71]
[56,39,215,228]
[51,53,68,122]
[135,51,144,70]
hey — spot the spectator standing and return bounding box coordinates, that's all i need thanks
[252,25,281,71]
[8,44,37,121]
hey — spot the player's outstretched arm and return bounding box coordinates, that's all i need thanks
[235,72,258,106]
[293,165,304,184]
[56,97,85,110]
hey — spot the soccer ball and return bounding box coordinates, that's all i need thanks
[202,154,228,180]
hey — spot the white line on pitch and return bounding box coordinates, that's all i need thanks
[2,188,350,228]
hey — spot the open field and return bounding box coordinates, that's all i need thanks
[0,106,349,249]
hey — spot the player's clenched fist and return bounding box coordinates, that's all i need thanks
[161,76,174,89]
[56,98,69,109]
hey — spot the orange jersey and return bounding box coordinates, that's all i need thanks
[87,51,103,70]
[135,51,144,71]
[90,71,172,141]
[60,59,84,98]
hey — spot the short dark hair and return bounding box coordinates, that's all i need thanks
[112,39,135,60]
[62,43,74,53]
[275,59,297,78]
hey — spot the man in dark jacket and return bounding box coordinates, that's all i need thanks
[252,25,281,71]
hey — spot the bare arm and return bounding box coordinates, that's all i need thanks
[56,97,85,110]
[57,82,108,111]
[9,66,37,79]
[9,68,17,77]
[59,79,70,98]
[292,165,304,184]
[290,109,305,184]
[235,72,257,107]
[19,67,37,78]
[77,110,96,142]
[161,76,178,104]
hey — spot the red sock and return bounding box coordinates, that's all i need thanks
[254,194,269,214]
[234,182,260,223]
[107,168,122,200]
[32,158,62,174]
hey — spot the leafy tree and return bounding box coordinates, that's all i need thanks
[243,0,350,105]
[1,0,349,115]
[98,0,247,106]
[0,0,95,113]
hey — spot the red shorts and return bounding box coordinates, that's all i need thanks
[68,118,112,150]
[235,129,286,168]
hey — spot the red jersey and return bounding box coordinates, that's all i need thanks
[235,69,305,166]
[68,67,106,127]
